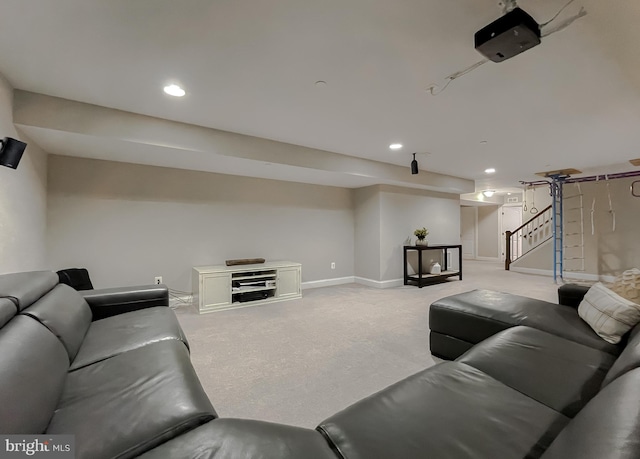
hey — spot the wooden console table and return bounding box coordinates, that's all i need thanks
[403,244,462,288]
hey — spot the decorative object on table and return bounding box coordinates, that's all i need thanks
[430,261,442,274]
[225,258,266,266]
[414,227,429,246]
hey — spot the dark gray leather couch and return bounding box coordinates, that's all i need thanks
[0,271,335,459]
[2,272,640,459]
[429,284,615,360]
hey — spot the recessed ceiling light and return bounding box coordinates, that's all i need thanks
[480,140,488,144]
[482,190,495,197]
[507,192,512,195]
[389,144,403,150]
[315,80,327,87]
[485,168,496,174]
[163,84,185,97]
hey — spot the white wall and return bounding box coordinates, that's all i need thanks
[460,206,476,259]
[0,75,48,273]
[47,156,354,291]
[477,205,500,259]
[354,185,460,284]
[513,176,640,278]
[523,185,551,220]
[570,176,640,275]
[379,186,460,281]
[354,186,381,282]
[511,239,553,270]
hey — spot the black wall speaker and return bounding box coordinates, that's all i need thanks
[411,153,419,175]
[0,137,27,169]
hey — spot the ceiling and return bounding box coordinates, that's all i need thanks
[1,0,640,192]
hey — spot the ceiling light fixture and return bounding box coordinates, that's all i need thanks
[485,168,496,174]
[163,84,186,97]
[389,143,403,150]
[411,153,419,175]
[483,190,495,197]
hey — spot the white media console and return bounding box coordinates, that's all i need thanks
[192,261,302,314]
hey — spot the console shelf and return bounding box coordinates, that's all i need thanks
[193,261,301,313]
[403,245,462,288]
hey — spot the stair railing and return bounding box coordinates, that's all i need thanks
[505,204,553,270]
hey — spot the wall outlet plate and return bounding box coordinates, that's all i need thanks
[154,276,163,285]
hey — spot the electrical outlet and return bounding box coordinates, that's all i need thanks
[331,262,336,270]
[154,276,163,285]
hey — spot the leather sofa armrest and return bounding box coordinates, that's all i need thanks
[558,284,591,308]
[82,285,169,321]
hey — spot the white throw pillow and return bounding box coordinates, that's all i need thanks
[609,268,640,304]
[578,282,640,344]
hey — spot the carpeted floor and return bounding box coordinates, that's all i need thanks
[174,260,560,428]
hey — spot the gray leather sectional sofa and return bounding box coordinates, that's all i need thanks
[1,271,639,458]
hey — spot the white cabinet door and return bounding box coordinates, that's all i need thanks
[202,273,231,309]
[277,267,300,298]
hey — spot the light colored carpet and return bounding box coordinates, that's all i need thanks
[174,260,560,428]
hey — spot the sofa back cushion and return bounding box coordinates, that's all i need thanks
[0,271,58,310]
[601,323,640,388]
[21,284,93,362]
[540,367,640,459]
[0,315,69,433]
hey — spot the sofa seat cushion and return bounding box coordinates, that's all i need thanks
[138,419,337,459]
[430,289,620,358]
[70,306,189,371]
[47,340,216,459]
[317,362,569,459]
[457,326,616,417]
[540,367,640,459]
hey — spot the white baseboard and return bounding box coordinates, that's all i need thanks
[302,277,355,290]
[169,294,193,309]
[302,276,404,290]
[563,272,616,283]
[510,267,615,283]
[476,256,500,262]
[354,277,404,289]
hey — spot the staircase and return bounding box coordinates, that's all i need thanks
[505,204,553,270]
